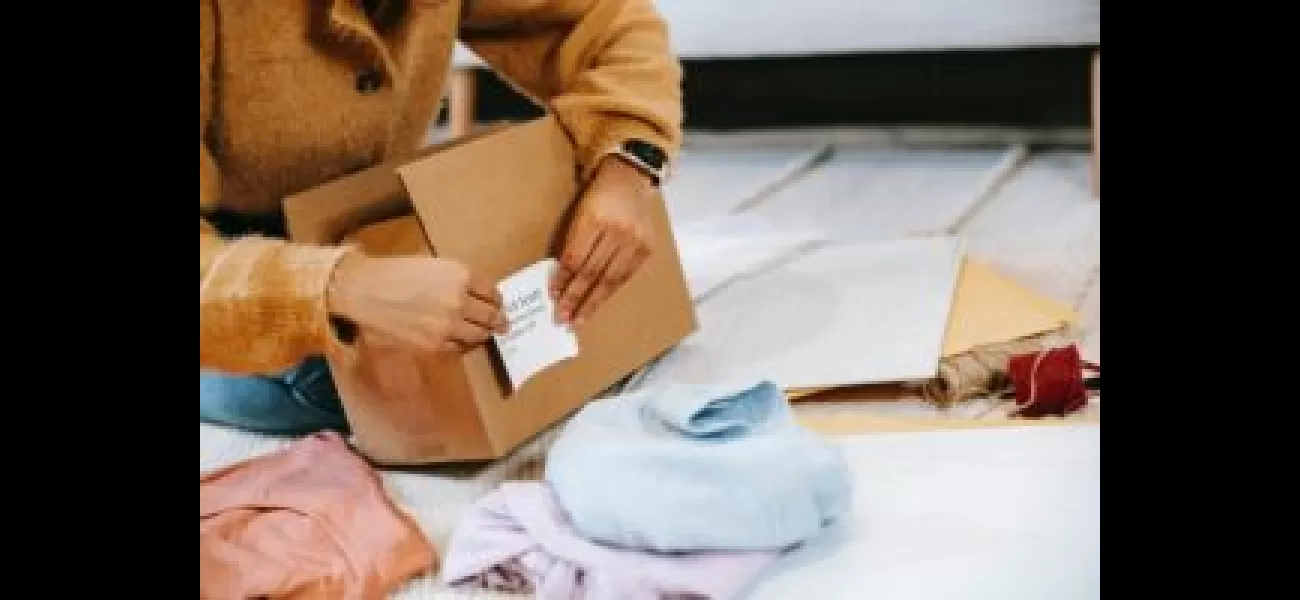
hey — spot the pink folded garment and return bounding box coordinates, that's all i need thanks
[441,482,782,600]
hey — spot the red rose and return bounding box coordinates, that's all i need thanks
[1006,345,1098,418]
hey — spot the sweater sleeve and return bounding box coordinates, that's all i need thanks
[200,0,353,375]
[458,0,683,181]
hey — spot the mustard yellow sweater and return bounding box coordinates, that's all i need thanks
[199,0,683,375]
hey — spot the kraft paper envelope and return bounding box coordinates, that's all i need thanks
[939,259,1076,357]
[788,259,1076,400]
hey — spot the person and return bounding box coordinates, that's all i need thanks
[200,0,682,435]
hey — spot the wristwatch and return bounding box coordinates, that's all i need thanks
[612,139,669,187]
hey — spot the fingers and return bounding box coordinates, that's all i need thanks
[364,326,472,356]
[465,272,503,309]
[554,219,602,303]
[456,268,506,350]
[443,293,508,353]
[447,317,494,350]
[558,231,618,323]
[572,279,612,326]
[462,294,509,334]
[437,339,470,354]
[572,242,650,324]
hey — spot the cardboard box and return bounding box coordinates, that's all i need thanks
[283,116,697,464]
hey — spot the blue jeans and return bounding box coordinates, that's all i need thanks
[199,356,349,435]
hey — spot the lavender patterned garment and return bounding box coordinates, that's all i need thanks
[441,482,782,600]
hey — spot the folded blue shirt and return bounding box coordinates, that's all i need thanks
[545,380,851,552]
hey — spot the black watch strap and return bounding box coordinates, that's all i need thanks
[615,139,668,187]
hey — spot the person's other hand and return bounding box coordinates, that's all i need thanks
[552,156,656,324]
[327,253,507,352]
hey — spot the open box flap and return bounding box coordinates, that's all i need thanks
[396,116,577,280]
[284,165,409,246]
[283,122,517,246]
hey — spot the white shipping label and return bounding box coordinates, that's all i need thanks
[492,258,580,391]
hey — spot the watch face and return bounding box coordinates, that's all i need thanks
[624,140,666,170]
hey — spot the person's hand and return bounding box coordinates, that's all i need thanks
[552,156,657,324]
[327,253,507,352]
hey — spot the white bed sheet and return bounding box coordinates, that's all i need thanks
[749,425,1101,600]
